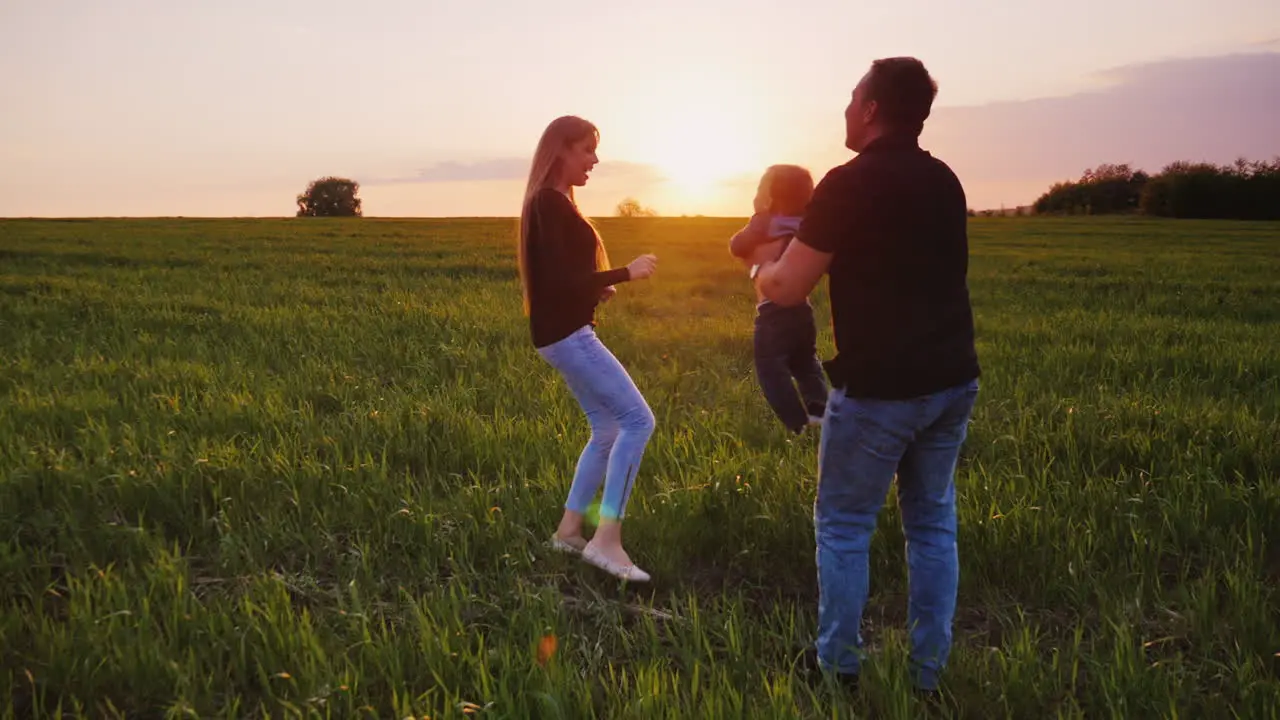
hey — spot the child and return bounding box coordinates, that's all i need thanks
[728,164,828,434]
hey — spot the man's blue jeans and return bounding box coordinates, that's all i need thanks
[814,378,979,690]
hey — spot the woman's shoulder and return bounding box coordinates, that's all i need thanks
[529,187,573,214]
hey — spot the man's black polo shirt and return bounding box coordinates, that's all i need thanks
[797,132,980,400]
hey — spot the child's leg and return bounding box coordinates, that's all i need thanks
[788,304,829,419]
[755,305,811,434]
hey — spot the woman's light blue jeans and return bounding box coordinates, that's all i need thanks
[537,326,655,520]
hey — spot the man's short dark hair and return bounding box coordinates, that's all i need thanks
[863,57,938,135]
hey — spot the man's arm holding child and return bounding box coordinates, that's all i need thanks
[754,167,856,305]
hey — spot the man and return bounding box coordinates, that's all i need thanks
[751,57,981,693]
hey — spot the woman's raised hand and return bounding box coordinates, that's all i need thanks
[626,254,658,280]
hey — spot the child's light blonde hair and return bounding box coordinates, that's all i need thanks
[758,164,815,216]
[518,116,610,314]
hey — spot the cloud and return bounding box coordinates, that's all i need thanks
[593,161,669,183]
[371,158,665,185]
[375,158,526,184]
[924,52,1280,204]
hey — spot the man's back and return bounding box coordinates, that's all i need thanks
[799,133,979,399]
[760,55,984,694]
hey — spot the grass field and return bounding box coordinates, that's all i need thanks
[1,216,1278,718]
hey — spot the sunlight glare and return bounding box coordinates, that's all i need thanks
[639,97,763,200]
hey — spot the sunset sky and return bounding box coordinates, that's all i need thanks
[2,0,1277,217]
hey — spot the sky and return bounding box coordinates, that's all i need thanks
[1,0,1277,217]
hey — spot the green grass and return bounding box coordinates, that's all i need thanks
[1,216,1278,718]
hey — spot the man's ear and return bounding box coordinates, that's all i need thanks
[863,99,878,124]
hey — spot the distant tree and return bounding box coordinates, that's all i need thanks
[1237,158,1280,220]
[615,197,657,217]
[1138,162,1219,218]
[1140,158,1280,220]
[1033,163,1148,216]
[1030,156,1280,220]
[297,177,362,217]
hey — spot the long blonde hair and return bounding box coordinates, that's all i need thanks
[518,116,611,314]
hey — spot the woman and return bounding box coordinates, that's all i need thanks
[519,116,659,582]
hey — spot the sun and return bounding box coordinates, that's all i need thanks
[642,104,761,198]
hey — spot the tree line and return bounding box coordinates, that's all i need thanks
[293,179,661,218]
[292,158,1277,221]
[1032,159,1280,220]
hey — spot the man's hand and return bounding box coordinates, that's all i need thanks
[754,239,833,307]
[600,285,617,303]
